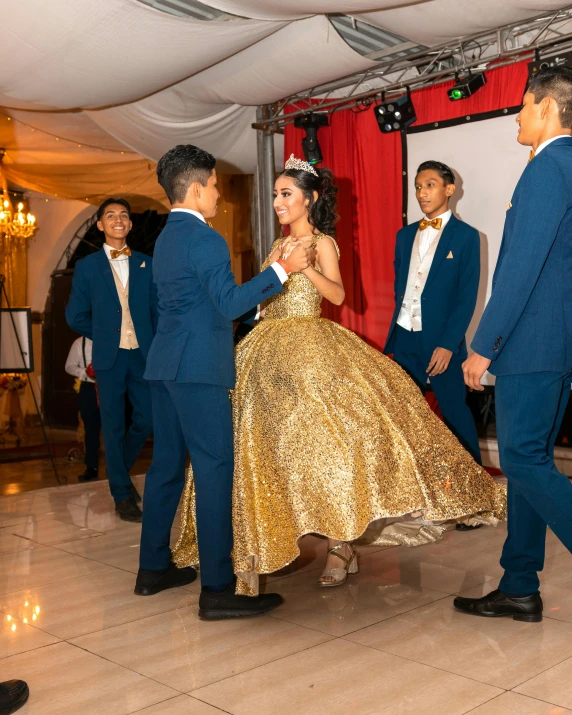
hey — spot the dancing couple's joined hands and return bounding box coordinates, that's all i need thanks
[279,235,316,272]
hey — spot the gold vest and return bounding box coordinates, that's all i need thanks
[110,264,139,350]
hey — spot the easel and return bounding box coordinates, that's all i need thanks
[0,274,64,484]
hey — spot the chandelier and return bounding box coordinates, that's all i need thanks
[0,150,38,240]
[0,194,37,239]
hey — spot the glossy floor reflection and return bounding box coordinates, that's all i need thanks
[1,476,572,714]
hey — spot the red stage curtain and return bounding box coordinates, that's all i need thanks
[283,61,529,350]
[284,111,401,349]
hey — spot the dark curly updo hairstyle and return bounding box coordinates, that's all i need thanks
[278,166,339,236]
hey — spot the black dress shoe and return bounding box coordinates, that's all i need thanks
[199,583,284,620]
[0,679,29,714]
[130,483,142,503]
[454,589,543,622]
[115,495,142,523]
[456,523,483,531]
[78,468,99,482]
[135,563,197,596]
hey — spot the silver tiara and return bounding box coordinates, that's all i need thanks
[285,154,319,177]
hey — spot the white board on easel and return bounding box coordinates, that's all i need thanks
[0,308,34,373]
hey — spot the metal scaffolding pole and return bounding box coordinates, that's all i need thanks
[254,105,276,271]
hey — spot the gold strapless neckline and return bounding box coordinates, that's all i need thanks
[263,235,339,320]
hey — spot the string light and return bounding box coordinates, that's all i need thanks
[0,111,128,153]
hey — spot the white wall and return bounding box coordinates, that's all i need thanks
[407,114,528,383]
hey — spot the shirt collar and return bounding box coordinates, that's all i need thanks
[103,243,128,260]
[171,208,206,223]
[423,209,452,225]
[535,134,571,156]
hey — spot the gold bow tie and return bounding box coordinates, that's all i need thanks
[419,218,443,231]
[110,246,131,259]
[528,149,535,163]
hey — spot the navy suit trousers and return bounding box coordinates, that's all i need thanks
[95,349,153,503]
[78,382,101,471]
[393,325,481,463]
[496,371,572,596]
[140,381,234,590]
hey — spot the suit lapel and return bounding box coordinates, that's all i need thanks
[400,225,417,292]
[128,253,141,311]
[96,249,121,308]
[424,215,457,291]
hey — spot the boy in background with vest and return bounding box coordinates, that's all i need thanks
[66,198,157,522]
[384,162,482,522]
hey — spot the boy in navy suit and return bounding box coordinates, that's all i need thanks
[385,162,482,489]
[457,67,572,623]
[135,145,313,619]
[66,198,157,522]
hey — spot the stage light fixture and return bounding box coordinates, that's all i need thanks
[374,93,416,134]
[293,113,328,165]
[447,72,486,101]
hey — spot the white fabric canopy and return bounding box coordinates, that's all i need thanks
[355,0,572,46]
[1,0,282,110]
[202,0,427,21]
[88,16,375,172]
[1,0,569,202]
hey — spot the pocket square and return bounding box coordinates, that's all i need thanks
[446,251,453,259]
[506,201,512,210]
[140,261,146,268]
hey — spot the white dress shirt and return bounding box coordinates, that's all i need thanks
[419,209,452,260]
[170,208,288,284]
[103,242,129,287]
[65,337,94,382]
[534,134,571,156]
[396,209,452,332]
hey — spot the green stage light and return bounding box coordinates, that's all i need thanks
[447,72,486,101]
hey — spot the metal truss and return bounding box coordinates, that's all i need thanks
[254,5,572,130]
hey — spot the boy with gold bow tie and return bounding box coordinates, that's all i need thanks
[66,198,157,522]
[384,161,482,492]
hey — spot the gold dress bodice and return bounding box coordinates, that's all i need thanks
[262,235,339,320]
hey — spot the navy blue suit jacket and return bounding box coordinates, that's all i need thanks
[66,249,157,371]
[472,137,572,375]
[384,214,480,359]
[144,212,283,388]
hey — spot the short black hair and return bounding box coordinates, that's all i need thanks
[416,161,455,185]
[97,197,131,221]
[156,144,216,204]
[528,66,572,128]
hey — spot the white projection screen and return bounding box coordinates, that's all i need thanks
[407,114,529,384]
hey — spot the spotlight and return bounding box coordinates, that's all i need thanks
[528,50,572,78]
[293,113,328,165]
[448,72,486,101]
[374,92,416,133]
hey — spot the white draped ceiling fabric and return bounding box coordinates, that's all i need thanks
[1,0,569,207]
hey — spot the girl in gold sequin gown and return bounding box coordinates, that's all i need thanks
[173,158,506,595]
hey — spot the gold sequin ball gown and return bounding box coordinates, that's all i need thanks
[173,235,506,595]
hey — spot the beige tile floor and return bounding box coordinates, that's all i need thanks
[1,477,572,714]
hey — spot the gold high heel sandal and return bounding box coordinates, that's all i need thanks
[317,543,359,588]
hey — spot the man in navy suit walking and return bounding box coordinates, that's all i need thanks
[66,199,156,522]
[385,161,482,486]
[456,67,572,623]
[135,145,313,619]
